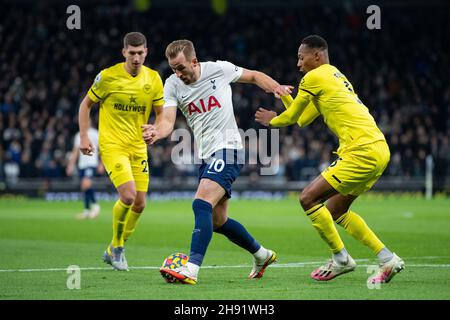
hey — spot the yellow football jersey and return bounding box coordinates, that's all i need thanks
[271,64,385,154]
[87,62,164,152]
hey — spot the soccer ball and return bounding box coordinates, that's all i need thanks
[160,252,189,283]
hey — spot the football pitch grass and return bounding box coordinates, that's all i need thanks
[0,195,449,300]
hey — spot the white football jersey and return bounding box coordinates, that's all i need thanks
[74,128,99,169]
[163,60,244,159]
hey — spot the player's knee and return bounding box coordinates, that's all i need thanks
[121,196,135,206]
[330,210,344,221]
[81,178,92,190]
[120,191,136,206]
[195,194,218,208]
[327,203,348,220]
[299,192,315,211]
[328,207,348,220]
[212,220,224,230]
[212,214,227,230]
[132,202,145,213]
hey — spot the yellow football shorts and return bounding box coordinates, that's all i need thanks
[321,140,390,196]
[100,148,150,192]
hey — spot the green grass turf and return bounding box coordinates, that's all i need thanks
[0,195,449,300]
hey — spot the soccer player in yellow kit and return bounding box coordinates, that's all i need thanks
[78,32,164,271]
[256,35,405,285]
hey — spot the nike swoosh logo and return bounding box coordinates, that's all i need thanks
[206,170,218,174]
[181,94,188,98]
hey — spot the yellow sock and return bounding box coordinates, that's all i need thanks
[305,204,345,254]
[112,199,131,248]
[336,210,385,254]
[124,209,142,242]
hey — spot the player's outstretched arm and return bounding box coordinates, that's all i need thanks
[142,106,177,145]
[255,108,277,127]
[255,92,311,127]
[269,93,310,127]
[237,69,293,97]
[78,95,96,156]
[280,95,320,127]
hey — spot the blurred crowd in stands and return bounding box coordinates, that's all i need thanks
[0,1,449,191]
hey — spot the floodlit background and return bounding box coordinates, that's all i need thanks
[1,0,449,198]
[0,0,449,301]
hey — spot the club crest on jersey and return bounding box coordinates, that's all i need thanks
[143,84,151,93]
[188,96,221,116]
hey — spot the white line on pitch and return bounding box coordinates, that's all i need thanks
[0,256,448,273]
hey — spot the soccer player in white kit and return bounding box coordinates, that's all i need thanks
[143,40,292,284]
[66,122,102,219]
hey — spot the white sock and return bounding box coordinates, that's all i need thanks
[377,247,394,263]
[332,248,349,265]
[253,246,268,261]
[186,262,200,277]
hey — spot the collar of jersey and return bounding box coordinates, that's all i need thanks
[121,62,144,79]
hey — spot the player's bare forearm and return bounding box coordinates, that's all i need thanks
[78,95,94,137]
[155,119,175,139]
[78,95,96,155]
[238,69,280,93]
[250,71,280,93]
[155,106,175,138]
[238,69,293,97]
[154,115,173,138]
[143,106,177,144]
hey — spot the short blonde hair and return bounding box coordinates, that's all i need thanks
[165,39,196,60]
